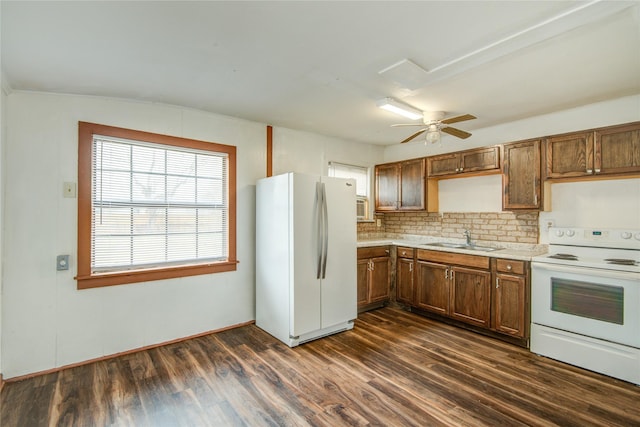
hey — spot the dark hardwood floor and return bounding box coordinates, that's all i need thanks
[2,307,639,426]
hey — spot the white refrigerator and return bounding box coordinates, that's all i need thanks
[256,172,357,347]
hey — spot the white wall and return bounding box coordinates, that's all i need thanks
[384,95,640,230]
[1,92,267,379]
[0,74,5,379]
[273,126,385,176]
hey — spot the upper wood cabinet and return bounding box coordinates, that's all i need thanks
[544,122,640,179]
[428,146,500,178]
[375,158,425,212]
[502,139,542,210]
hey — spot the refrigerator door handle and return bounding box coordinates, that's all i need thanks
[321,182,329,279]
[316,181,324,279]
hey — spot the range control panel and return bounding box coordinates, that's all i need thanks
[549,227,640,249]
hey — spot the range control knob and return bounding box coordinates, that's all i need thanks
[555,229,564,237]
[566,230,575,237]
[621,231,632,239]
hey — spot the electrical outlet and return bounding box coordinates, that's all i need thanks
[546,219,555,229]
[376,219,382,227]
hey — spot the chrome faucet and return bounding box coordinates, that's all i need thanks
[463,229,472,245]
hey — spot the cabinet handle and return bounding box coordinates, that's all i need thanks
[409,262,413,272]
[386,250,390,255]
[451,270,455,282]
[459,167,464,172]
[368,260,373,271]
[496,278,500,289]
[586,169,593,174]
[595,168,601,173]
[445,269,449,280]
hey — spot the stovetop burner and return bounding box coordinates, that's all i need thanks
[605,258,638,266]
[548,253,578,261]
[534,227,640,273]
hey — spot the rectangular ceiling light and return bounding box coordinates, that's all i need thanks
[376,98,423,120]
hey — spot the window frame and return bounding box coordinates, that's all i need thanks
[77,122,237,289]
[328,161,372,221]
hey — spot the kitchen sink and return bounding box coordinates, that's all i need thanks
[422,242,502,252]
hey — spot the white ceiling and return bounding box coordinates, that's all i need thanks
[2,1,639,145]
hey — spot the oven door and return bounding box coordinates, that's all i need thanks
[532,262,640,348]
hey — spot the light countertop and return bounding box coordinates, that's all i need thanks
[357,237,547,261]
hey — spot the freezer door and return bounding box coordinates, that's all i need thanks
[291,173,322,336]
[320,176,357,328]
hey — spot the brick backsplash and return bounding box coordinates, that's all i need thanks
[358,212,539,244]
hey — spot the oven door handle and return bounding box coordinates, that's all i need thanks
[532,262,640,281]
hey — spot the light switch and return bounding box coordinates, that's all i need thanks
[57,255,70,271]
[63,182,76,198]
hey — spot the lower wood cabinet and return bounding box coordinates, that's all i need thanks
[492,258,529,339]
[398,248,530,346]
[450,266,492,328]
[396,247,415,305]
[357,246,390,311]
[414,253,491,328]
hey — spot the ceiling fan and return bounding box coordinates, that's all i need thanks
[392,111,476,144]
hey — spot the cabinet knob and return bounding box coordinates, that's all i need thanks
[586,169,593,174]
[595,168,601,173]
[506,264,512,271]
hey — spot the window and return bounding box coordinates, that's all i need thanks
[328,161,371,220]
[77,122,237,289]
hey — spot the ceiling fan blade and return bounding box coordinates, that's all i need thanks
[401,129,427,143]
[441,114,476,125]
[441,126,472,139]
[391,123,424,127]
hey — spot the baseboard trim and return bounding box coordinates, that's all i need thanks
[5,320,255,383]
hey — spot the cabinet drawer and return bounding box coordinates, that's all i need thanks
[358,246,390,259]
[397,247,415,258]
[496,259,526,275]
[416,249,490,270]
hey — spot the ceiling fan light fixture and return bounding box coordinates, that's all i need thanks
[376,97,423,120]
[425,125,441,144]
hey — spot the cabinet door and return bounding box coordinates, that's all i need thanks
[450,267,491,328]
[375,163,400,211]
[545,131,594,178]
[369,256,390,303]
[427,153,460,177]
[595,122,640,175]
[357,259,370,307]
[494,273,526,338]
[460,146,500,173]
[502,140,541,210]
[415,261,449,315]
[399,158,425,210]
[396,258,414,305]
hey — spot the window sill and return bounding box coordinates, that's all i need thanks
[76,260,239,289]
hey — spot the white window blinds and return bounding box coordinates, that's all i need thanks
[92,135,228,272]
